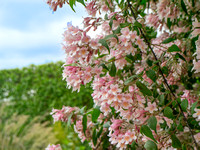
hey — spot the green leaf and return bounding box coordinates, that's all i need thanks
[140,125,156,142]
[162,66,169,76]
[125,57,132,63]
[158,94,165,106]
[191,101,198,114]
[162,37,176,44]
[167,18,172,29]
[164,107,174,119]
[177,123,183,131]
[148,116,157,133]
[168,44,181,52]
[92,107,101,123]
[180,99,188,112]
[134,21,142,28]
[112,26,121,34]
[171,134,182,148]
[109,62,116,77]
[146,69,156,82]
[182,144,187,150]
[97,126,103,138]
[109,19,113,29]
[146,58,153,67]
[153,89,159,98]
[131,141,137,150]
[82,114,87,135]
[136,81,152,96]
[99,39,110,53]
[69,0,76,12]
[192,0,195,7]
[99,63,109,71]
[149,31,157,39]
[97,54,108,58]
[120,23,131,28]
[92,128,97,146]
[144,140,158,150]
[108,57,115,62]
[104,34,118,42]
[103,121,110,128]
[181,0,188,14]
[80,106,86,114]
[124,75,139,85]
[67,113,73,127]
[175,53,186,61]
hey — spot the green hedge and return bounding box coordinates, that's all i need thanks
[0,61,93,120]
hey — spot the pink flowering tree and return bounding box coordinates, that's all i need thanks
[45,0,200,149]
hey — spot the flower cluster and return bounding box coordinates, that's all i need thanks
[46,0,65,11]
[50,106,79,123]
[45,144,62,150]
[45,0,200,149]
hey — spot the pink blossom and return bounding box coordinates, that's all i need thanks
[121,27,130,38]
[193,108,200,121]
[129,86,134,92]
[46,0,65,11]
[191,21,200,38]
[45,144,62,150]
[136,38,147,51]
[145,102,158,113]
[145,14,160,29]
[50,106,77,123]
[86,1,97,17]
[193,60,200,73]
[194,133,200,143]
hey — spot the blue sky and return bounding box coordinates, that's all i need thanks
[0,0,87,69]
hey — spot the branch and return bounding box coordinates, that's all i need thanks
[127,0,199,148]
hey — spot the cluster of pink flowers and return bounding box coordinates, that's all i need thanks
[193,26,200,73]
[74,119,95,144]
[156,0,180,22]
[46,0,65,11]
[45,0,200,149]
[45,144,62,150]
[62,22,102,91]
[108,119,137,149]
[193,108,200,126]
[50,106,79,123]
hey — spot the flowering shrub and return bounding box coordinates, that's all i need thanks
[46,0,200,149]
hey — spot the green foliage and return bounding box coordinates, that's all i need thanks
[167,44,181,52]
[146,69,157,82]
[136,81,152,96]
[164,107,174,119]
[0,61,93,121]
[147,116,157,133]
[144,140,158,150]
[109,62,117,77]
[181,99,188,112]
[0,61,93,149]
[140,125,156,142]
[171,134,182,148]
[162,37,176,44]
[92,106,101,123]
[98,39,110,53]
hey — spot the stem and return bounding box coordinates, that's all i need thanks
[127,0,199,148]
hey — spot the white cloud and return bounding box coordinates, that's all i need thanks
[0,1,89,69]
[0,16,83,51]
[0,15,84,69]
